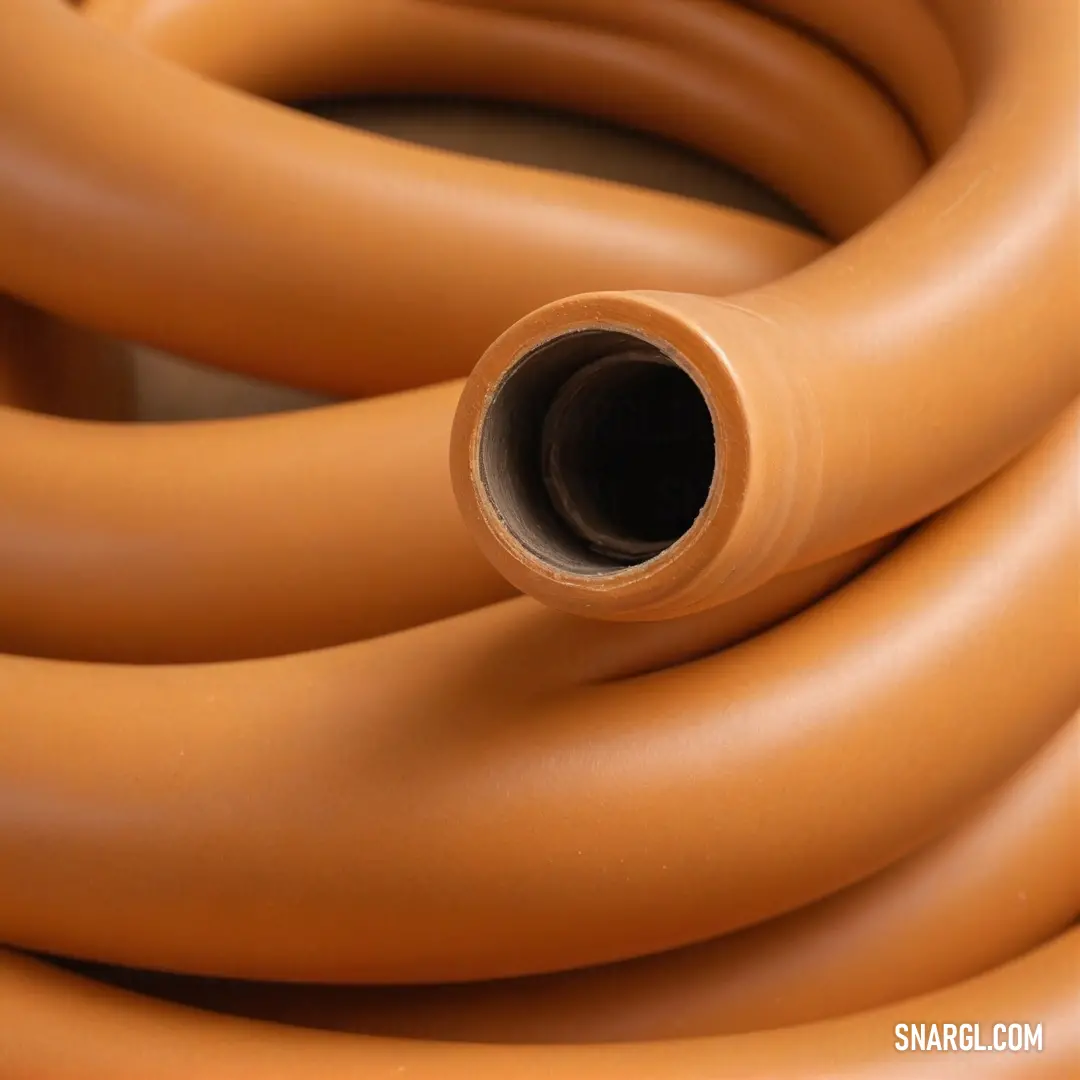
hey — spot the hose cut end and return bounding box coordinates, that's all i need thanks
[485,339,716,570]
[451,293,755,620]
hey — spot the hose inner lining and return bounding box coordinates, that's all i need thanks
[478,329,717,573]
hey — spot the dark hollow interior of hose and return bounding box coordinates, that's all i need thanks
[479,331,716,575]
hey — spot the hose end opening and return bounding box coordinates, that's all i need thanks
[477,329,717,577]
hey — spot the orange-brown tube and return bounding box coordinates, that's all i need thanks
[83,0,925,237]
[2,929,1077,1079]
[103,709,1078,1041]
[0,212,818,661]
[0,0,1077,1073]
[451,0,1079,620]
[1,405,1075,982]
[0,382,521,661]
[1,0,865,662]
[745,0,966,157]
[0,266,826,662]
[2,0,830,396]
[0,541,880,980]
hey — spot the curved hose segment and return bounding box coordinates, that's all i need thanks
[81,0,925,237]
[0,929,1077,1079]
[451,0,1079,619]
[3,0,827,395]
[0,0,1075,1073]
[746,0,966,157]
[0,405,1076,981]
[89,710,1078,1041]
[0,380,519,662]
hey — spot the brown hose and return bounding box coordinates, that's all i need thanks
[0,0,1077,1073]
[2,929,1078,1078]
[4,0,832,396]
[0,381,523,661]
[0,0,836,657]
[1,403,1076,982]
[452,0,1079,619]
[93,709,1077,1040]
[745,0,966,158]
[82,0,925,236]
[0,216,816,661]
[0,537,886,980]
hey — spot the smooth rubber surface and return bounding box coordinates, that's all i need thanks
[0,0,1076,1074]
[1,930,1078,1078]
[453,0,1079,619]
[1,405,1076,981]
[88,710,1078,1041]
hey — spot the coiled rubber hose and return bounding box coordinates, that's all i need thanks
[0,0,1077,1075]
[2,0,834,661]
[1,930,1078,1078]
[54,708,1080,1041]
[451,0,1078,619]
